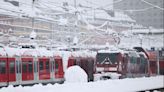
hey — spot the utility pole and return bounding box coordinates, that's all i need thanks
[32,0,34,30]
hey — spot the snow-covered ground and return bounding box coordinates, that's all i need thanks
[0,76,163,92]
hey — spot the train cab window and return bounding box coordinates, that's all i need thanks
[39,61,44,70]
[96,53,118,65]
[55,61,59,72]
[46,61,50,72]
[9,61,15,73]
[0,60,6,74]
[28,61,33,73]
[22,62,27,73]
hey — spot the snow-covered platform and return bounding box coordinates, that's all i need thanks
[0,76,163,92]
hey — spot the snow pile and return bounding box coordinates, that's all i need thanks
[64,66,88,83]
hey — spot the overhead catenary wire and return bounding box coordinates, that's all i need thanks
[140,0,164,11]
[115,7,154,12]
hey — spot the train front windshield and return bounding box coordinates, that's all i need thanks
[96,53,119,65]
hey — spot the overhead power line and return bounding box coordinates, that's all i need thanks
[115,7,154,12]
[140,0,164,11]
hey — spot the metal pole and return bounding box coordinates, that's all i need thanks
[157,49,160,75]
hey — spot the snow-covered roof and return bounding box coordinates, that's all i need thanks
[0,0,19,11]
[114,11,135,22]
[0,0,20,16]
[84,9,135,23]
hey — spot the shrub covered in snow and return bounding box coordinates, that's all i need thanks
[64,66,88,83]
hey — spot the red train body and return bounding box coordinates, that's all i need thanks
[0,46,163,87]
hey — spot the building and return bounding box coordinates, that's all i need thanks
[114,0,164,29]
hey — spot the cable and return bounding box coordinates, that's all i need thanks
[98,0,124,9]
[140,0,164,11]
[115,7,154,12]
[83,0,99,6]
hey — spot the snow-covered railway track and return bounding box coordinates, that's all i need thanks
[140,88,164,92]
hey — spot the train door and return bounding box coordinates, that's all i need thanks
[54,56,64,78]
[121,54,128,77]
[149,61,157,74]
[67,56,75,68]
[21,57,34,81]
[15,57,21,85]
[0,57,8,86]
[80,58,88,74]
[8,58,16,82]
[87,58,95,81]
[38,58,50,80]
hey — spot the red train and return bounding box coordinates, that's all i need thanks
[95,48,149,79]
[134,47,164,75]
[0,46,163,87]
[0,47,96,87]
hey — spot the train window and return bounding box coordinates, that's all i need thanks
[28,61,33,73]
[39,61,44,70]
[130,57,137,64]
[22,62,27,73]
[0,60,6,74]
[10,61,15,73]
[46,61,50,72]
[55,61,59,72]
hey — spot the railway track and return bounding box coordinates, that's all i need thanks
[140,87,164,92]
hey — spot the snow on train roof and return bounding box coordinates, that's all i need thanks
[138,52,148,58]
[18,48,55,57]
[4,47,19,57]
[1,46,54,57]
[0,47,6,56]
[98,48,128,54]
[71,50,97,57]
